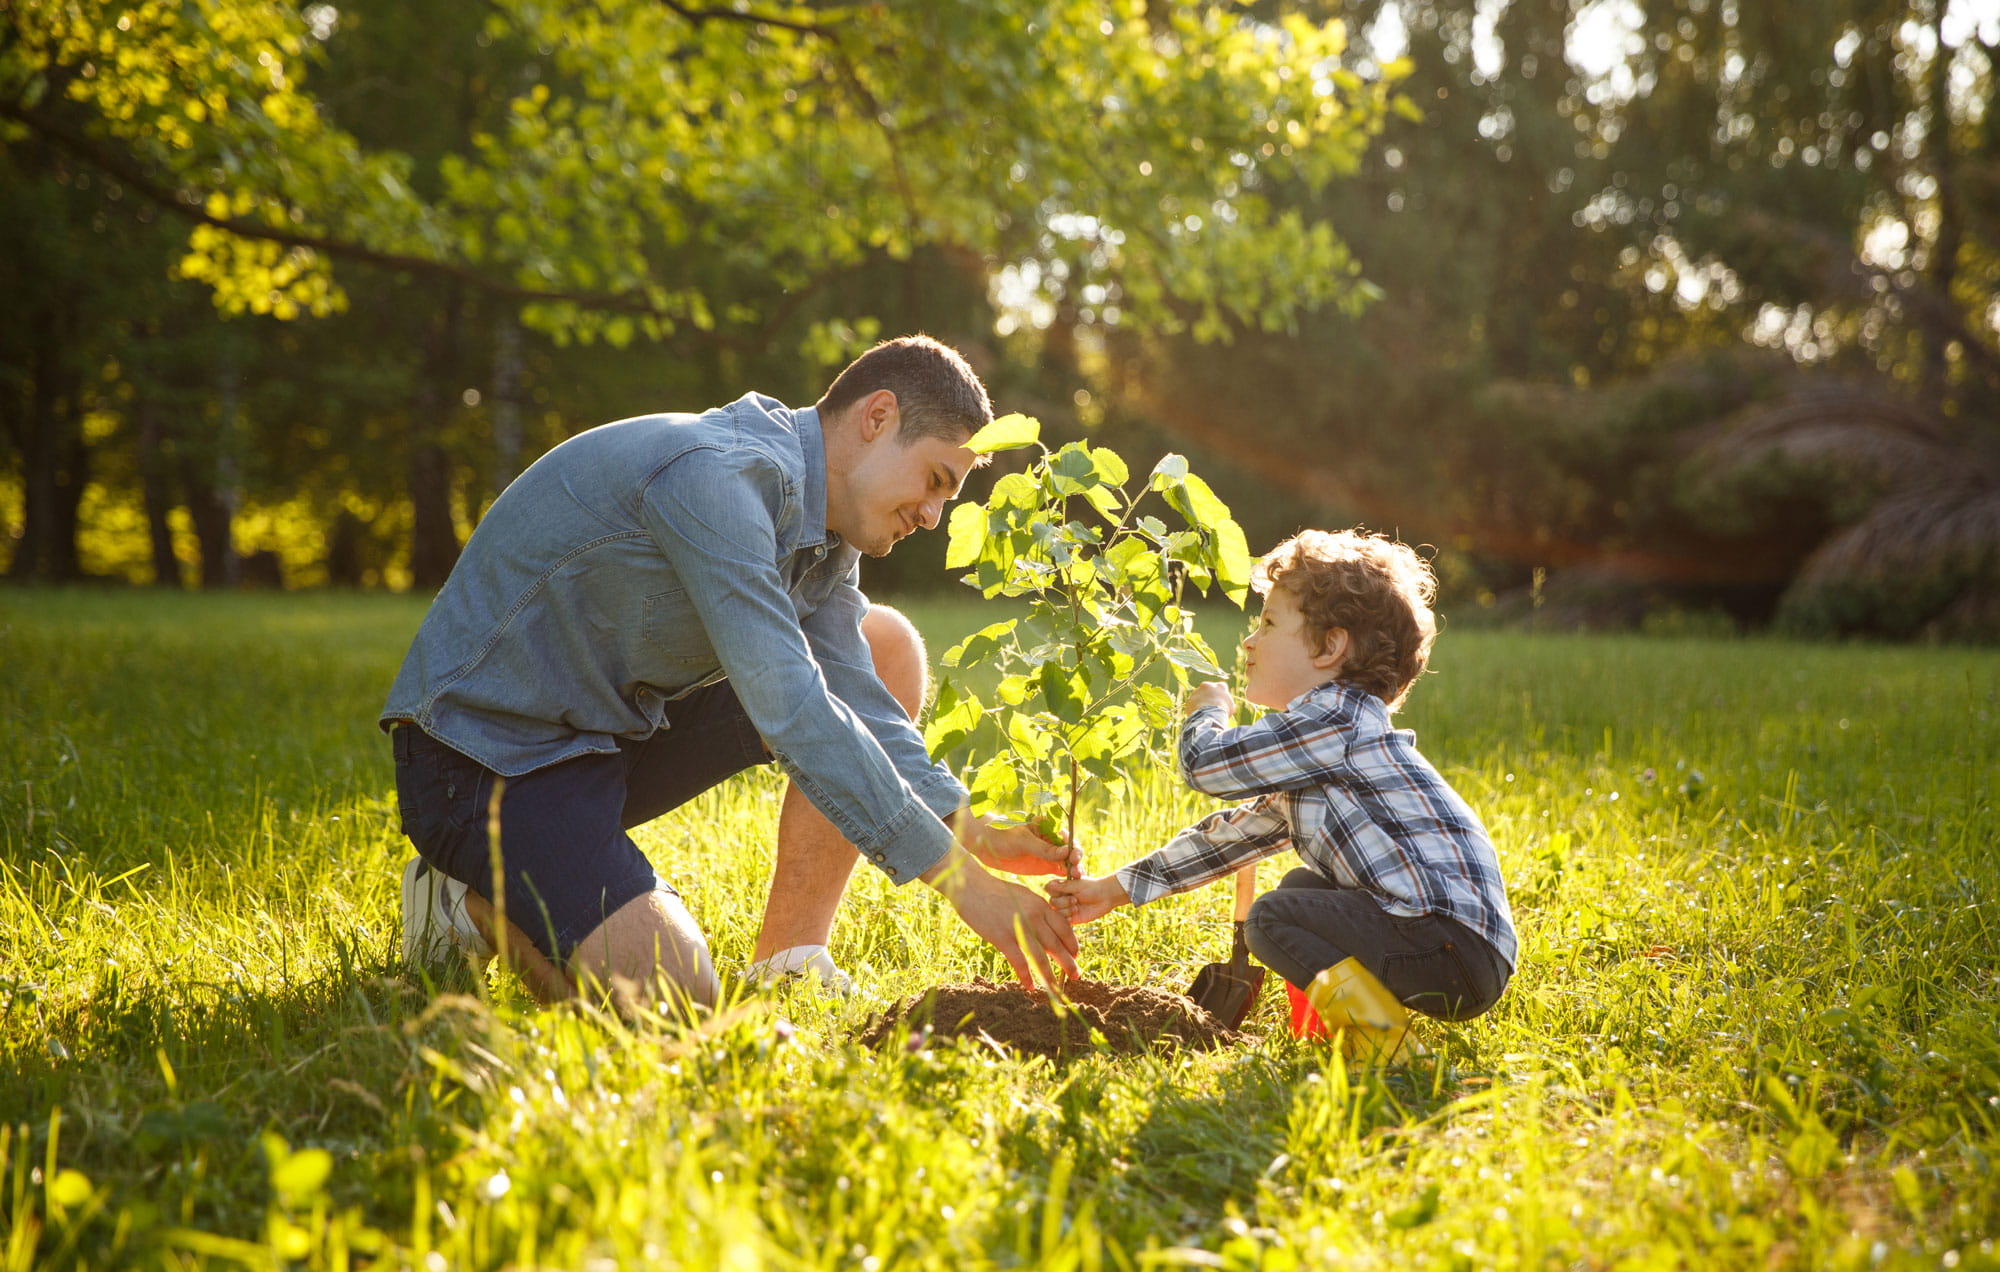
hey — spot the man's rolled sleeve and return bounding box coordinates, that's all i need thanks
[798,569,970,828]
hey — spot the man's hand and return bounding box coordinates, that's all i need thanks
[952,810,1082,879]
[922,847,1081,990]
[1185,681,1234,718]
[1045,874,1131,926]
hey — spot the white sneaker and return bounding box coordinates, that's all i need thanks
[400,857,496,970]
[747,945,854,997]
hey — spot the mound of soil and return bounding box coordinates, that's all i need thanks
[857,978,1241,1061]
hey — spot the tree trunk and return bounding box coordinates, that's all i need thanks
[211,350,243,588]
[7,341,85,582]
[181,456,233,589]
[135,391,183,587]
[408,294,465,590]
[491,316,524,498]
[1920,3,1960,412]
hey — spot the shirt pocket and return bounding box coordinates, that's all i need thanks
[641,588,718,670]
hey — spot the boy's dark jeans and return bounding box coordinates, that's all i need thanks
[1243,868,1511,1021]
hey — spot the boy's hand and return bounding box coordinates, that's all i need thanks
[1044,874,1131,926]
[1185,681,1235,718]
[922,847,1081,990]
[953,810,1082,879]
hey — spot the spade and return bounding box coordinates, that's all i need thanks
[1187,864,1265,1029]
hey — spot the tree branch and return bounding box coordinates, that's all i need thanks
[0,98,683,316]
[655,0,838,39]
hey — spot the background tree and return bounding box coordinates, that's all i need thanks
[3,0,1406,586]
[1061,0,1999,636]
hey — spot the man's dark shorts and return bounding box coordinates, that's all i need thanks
[392,680,769,962]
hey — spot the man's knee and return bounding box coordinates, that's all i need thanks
[860,604,928,719]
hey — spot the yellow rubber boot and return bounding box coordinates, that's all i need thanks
[1305,958,1429,1063]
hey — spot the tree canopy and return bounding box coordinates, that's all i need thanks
[3,0,1995,638]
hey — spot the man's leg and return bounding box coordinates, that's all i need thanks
[463,886,718,1013]
[750,603,929,966]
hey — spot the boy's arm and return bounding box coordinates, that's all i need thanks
[1178,700,1351,801]
[1113,797,1292,906]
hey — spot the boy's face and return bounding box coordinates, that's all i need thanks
[1240,585,1344,710]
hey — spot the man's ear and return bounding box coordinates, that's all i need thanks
[859,388,899,442]
[1313,628,1349,671]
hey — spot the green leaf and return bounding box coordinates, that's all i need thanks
[1213,516,1252,607]
[924,679,984,761]
[1091,640,1136,684]
[1006,713,1054,762]
[989,472,1042,511]
[1161,471,1232,531]
[996,674,1034,706]
[1136,683,1177,728]
[943,619,1019,669]
[1082,484,1121,521]
[1148,454,1189,485]
[1048,443,1100,493]
[967,754,1019,814]
[1089,445,1130,486]
[965,412,1040,454]
[1165,637,1224,680]
[945,501,986,570]
[1038,661,1089,724]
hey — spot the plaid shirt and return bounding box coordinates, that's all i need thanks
[1115,679,1518,968]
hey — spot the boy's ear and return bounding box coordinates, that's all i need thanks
[1313,628,1349,671]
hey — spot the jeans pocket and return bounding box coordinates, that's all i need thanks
[396,746,491,853]
[432,750,495,835]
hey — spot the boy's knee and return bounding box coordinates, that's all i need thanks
[860,604,928,719]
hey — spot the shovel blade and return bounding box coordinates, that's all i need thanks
[1188,957,1267,1031]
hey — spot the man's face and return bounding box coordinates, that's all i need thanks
[829,414,976,558]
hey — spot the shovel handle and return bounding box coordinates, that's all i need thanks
[1231,863,1256,923]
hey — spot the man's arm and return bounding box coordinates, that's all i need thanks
[800,574,1079,878]
[638,447,952,882]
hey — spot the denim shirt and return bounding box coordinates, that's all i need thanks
[380,392,966,884]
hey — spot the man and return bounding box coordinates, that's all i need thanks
[382,335,1079,1008]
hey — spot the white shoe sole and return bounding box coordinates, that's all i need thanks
[400,857,495,970]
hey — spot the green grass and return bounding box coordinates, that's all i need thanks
[2,587,1997,1270]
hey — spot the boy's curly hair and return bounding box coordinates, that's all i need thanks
[1252,528,1438,710]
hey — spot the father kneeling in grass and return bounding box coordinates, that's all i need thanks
[382,335,1080,1011]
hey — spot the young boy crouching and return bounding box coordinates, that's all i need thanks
[1047,529,1516,1048]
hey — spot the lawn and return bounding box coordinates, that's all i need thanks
[2,587,1997,1270]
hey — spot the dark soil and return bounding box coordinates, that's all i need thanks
[857,978,1242,1061]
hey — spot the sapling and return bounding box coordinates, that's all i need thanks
[924,413,1252,847]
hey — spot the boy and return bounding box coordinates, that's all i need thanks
[1047,529,1515,1038]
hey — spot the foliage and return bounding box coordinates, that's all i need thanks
[925,416,1250,843]
[1061,0,2000,636]
[0,0,1408,584]
[1,0,1405,342]
[3,592,1998,1268]
[1684,376,2000,639]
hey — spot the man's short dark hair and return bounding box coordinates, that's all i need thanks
[818,335,993,445]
